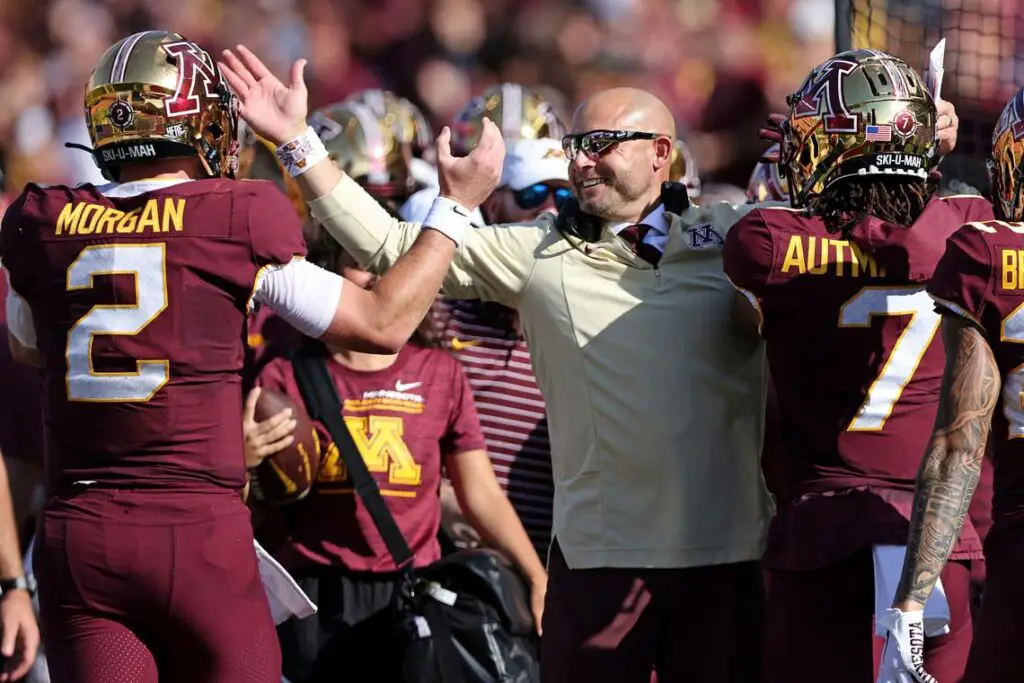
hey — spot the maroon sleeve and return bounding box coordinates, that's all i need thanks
[0,188,40,299]
[943,195,996,224]
[927,224,994,324]
[253,356,293,395]
[440,357,488,457]
[246,182,307,272]
[723,210,774,297]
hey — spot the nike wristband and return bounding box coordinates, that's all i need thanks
[423,196,474,245]
[276,126,329,178]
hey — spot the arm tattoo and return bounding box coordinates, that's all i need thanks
[895,318,999,608]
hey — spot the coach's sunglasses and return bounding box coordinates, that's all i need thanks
[513,183,574,211]
[561,130,665,159]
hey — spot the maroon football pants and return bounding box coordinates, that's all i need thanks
[764,547,973,683]
[34,490,281,683]
[540,540,764,683]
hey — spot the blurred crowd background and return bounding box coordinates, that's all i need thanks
[848,0,1024,194]
[0,0,1017,203]
[0,0,839,198]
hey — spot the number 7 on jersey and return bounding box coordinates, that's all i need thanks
[839,287,942,431]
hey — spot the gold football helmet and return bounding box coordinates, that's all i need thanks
[347,89,434,159]
[746,144,790,203]
[309,101,415,198]
[782,48,936,207]
[451,83,566,154]
[669,138,701,201]
[84,30,238,180]
[990,88,1024,221]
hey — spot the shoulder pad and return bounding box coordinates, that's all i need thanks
[964,220,1024,234]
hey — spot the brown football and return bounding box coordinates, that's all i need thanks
[249,389,321,505]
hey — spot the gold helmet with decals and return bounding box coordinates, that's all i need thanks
[746,144,790,203]
[782,48,936,208]
[309,101,415,198]
[347,89,434,159]
[451,83,566,154]
[669,138,701,201]
[84,30,238,180]
[990,88,1024,221]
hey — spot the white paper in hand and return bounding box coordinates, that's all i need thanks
[254,539,317,625]
[925,38,946,99]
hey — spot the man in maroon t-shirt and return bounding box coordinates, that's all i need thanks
[883,85,1024,683]
[1,30,501,683]
[250,243,547,683]
[725,49,988,683]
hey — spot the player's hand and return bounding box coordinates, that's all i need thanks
[219,46,309,147]
[936,99,958,158]
[242,387,297,469]
[529,574,547,637]
[876,608,938,683]
[436,118,505,210]
[0,588,38,682]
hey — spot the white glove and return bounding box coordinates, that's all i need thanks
[876,608,939,683]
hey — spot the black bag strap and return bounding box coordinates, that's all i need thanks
[291,347,414,569]
[291,347,467,683]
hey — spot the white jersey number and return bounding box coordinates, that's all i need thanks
[66,244,169,402]
[839,287,941,431]
[1000,303,1024,438]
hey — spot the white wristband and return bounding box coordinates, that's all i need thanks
[422,196,474,245]
[275,126,329,177]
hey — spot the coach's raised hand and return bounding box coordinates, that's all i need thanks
[437,118,505,210]
[219,46,308,147]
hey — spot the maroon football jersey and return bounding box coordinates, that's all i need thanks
[725,195,992,496]
[928,219,1024,532]
[0,179,305,494]
[256,344,487,572]
[726,195,991,568]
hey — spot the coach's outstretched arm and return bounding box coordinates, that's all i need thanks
[220,47,540,307]
[222,50,505,353]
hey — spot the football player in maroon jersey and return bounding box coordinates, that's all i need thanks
[724,49,992,683]
[0,30,502,683]
[882,86,1024,683]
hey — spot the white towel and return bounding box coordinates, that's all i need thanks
[254,540,317,625]
[873,544,950,637]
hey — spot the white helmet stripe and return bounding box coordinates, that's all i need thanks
[501,83,522,140]
[348,102,389,183]
[111,31,160,83]
[362,89,387,119]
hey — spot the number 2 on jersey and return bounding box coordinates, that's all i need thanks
[839,287,941,431]
[66,244,169,402]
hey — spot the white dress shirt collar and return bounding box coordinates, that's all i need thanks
[608,203,669,237]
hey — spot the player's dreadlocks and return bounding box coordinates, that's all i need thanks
[808,175,938,238]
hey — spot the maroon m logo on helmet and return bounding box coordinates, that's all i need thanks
[164,41,220,118]
[793,58,859,134]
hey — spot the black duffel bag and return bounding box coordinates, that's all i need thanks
[292,347,540,683]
